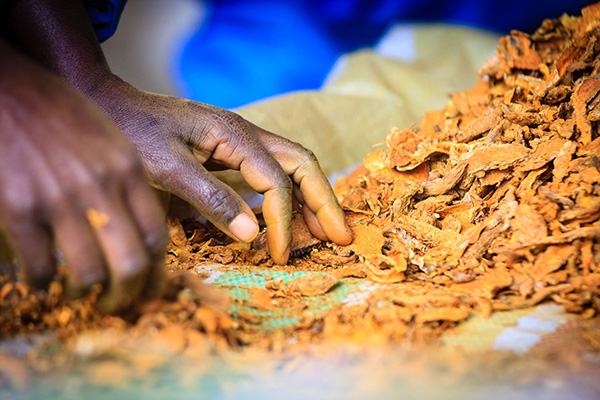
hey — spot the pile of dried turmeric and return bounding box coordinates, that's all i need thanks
[332,3,600,322]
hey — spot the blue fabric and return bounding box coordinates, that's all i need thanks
[82,0,595,107]
[179,0,595,109]
[84,0,127,42]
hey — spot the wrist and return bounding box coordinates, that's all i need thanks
[80,72,147,135]
[70,67,120,101]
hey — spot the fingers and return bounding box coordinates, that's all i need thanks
[51,210,107,299]
[293,184,328,241]
[1,185,161,310]
[261,183,292,264]
[291,156,352,244]
[124,178,169,300]
[156,151,260,245]
[81,152,168,310]
[84,195,150,312]
[2,220,55,290]
[258,131,352,245]
[300,202,329,242]
[191,113,295,263]
[182,111,347,263]
[10,175,164,309]
[234,148,294,265]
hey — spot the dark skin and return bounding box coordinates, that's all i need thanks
[2,0,352,310]
[0,40,168,310]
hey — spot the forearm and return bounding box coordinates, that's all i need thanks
[7,0,113,96]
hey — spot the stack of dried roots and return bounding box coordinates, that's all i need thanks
[334,4,600,319]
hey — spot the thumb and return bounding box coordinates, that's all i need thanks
[157,152,259,243]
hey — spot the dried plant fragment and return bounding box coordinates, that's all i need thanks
[288,274,340,297]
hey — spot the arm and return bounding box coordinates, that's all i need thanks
[8,0,352,265]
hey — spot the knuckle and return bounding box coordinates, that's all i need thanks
[221,110,246,126]
[72,263,107,287]
[144,226,168,255]
[42,183,84,217]
[303,147,318,162]
[112,150,143,179]
[211,110,250,136]
[273,173,293,192]
[2,196,36,221]
[206,189,239,218]
[116,253,149,282]
[0,189,38,223]
[83,162,113,190]
[297,145,318,166]
[148,162,171,183]
[151,162,182,190]
[47,184,77,209]
[58,153,142,201]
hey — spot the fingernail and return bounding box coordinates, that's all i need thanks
[228,213,259,242]
[338,225,354,246]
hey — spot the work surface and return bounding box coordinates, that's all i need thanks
[2,22,600,399]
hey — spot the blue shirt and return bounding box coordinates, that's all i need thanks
[84,0,127,42]
[85,0,595,108]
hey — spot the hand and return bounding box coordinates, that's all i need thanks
[0,43,167,311]
[88,75,353,265]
